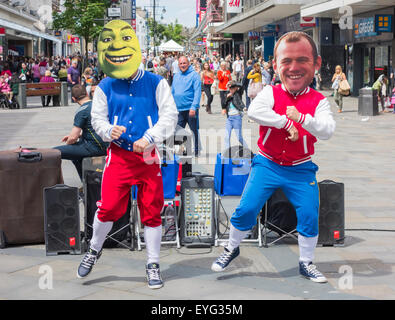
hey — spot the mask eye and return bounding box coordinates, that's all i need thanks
[103,37,112,43]
[122,36,132,41]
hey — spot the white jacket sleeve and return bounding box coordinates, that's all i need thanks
[143,78,179,144]
[300,98,336,140]
[247,85,293,131]
[91,86,113,142]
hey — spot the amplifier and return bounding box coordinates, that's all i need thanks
[180,173,216,247]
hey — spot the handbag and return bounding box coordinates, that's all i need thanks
[247,81,263,99]
[338,79,351,96]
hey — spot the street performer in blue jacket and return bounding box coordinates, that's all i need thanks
[76,20,178,289]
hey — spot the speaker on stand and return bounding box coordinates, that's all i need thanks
[44,185,81,255]
[318,180,345,246]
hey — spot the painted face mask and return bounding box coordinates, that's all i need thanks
[98,20,142,79]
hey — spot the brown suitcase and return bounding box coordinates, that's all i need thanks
[0,148,64,247]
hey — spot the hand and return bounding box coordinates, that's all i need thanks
[221,109,227,116]
[111,125,126,140]
[133,137,150,153]
[189,109,196,117]
[288,126,299,142]
[286,106,300,122]
[61,135,69,143]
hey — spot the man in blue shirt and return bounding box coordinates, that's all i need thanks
[54,84,108,181]
[171,56,201,156]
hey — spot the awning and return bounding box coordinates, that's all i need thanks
[0,17,62,44]
[301,0,395,18]
[215,0,306,34]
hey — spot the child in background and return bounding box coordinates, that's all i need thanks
[222,81,249,152]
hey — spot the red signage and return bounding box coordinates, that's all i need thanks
[300,16,316,27]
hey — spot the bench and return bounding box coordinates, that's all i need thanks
[17,82,69,109]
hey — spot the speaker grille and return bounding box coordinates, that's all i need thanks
[318,181,344,246]
[44,185,81,255]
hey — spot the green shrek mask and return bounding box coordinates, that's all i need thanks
[98,20,142,79]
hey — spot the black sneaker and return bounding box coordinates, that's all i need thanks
[146,263,163,289]
[77,247,102,279]
[211,247,240,272]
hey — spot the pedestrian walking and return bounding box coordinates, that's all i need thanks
[172,55,202,157]
[201,62,215,114]
[217,61,232,109]
[331,65,347,113]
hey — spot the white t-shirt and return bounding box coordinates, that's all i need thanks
[233,60,243,73]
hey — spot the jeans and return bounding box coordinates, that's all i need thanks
[224,114,248,151]
[54,140,107,180]
[177,109,200,156]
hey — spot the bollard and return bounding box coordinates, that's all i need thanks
[60,82,69,106]
[17,83,27,109]
[358,88,378,116]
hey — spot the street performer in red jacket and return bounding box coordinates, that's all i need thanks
[211,31,336,283]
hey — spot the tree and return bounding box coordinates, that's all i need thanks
[147,18,166,47]
[163,20,186,45]
[52,0,111,62]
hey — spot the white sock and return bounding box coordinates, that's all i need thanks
[89,213,113,253]
[144,225,162,265]
[298,234,318,264]
[226,224,249,252]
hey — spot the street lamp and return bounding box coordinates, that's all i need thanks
[144,0,166,57]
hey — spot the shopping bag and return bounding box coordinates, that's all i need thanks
[338,79,351,96]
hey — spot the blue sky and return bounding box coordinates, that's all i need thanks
[137,0,197,28]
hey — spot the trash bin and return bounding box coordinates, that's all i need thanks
[358,88,378,116]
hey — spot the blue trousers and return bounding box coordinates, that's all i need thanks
[224,114,249,150]
[230,155,320,237]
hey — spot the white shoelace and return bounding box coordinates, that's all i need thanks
[306,264,323,277]
[217,250,233,265]
[147,268,161,281]
[81,252,97,269]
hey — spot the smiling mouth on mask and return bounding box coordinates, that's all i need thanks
[105,54,133,65]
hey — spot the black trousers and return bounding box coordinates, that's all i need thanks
[41,95,52,107]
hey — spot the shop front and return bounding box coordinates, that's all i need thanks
[348,9,393,95]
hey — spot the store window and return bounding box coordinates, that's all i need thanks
[363,47,370,85]
[374,45,389,81]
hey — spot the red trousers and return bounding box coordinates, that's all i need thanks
[96,144,163,227]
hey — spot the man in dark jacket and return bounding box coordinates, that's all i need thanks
[222,81,249,151]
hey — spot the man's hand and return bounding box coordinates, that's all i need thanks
[61,135,69,143]
[111,125,126,140]
[133,138,150,153]
[189,109,196,117]
[288,126,299,142]
[286,106,300,122]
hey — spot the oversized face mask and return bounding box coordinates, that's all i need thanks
[98,20,142,79]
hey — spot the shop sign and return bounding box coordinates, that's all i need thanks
[0,28,5,36]
[300,16,316,27]
[248,31,260,41]
[227,0,242,14]
[73,37,80,44]
[375,15,392,33]
[54,30,62,37]
[67,34,72,44]
[354,17,377,38]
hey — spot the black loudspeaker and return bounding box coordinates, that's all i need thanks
[44,185,81,255]
[84,170,131,248]
[318,180,345,246]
